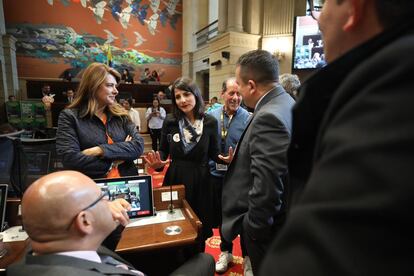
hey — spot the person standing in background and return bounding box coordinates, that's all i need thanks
[122,98,141,132]
[65,89,75,104]
[221,50,294,275]
[145,97,166,151]
[207,77,252,275]
[145,77,228,252]
[56,62,144,180]
[121,69,134,84]
[279,73,301,100]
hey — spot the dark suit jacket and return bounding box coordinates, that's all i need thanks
[221,85,294,242]
[259,20,414,276]
[7,246,215,276]
[7,246,137,276]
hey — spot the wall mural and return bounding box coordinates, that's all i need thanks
[4,0,182,81]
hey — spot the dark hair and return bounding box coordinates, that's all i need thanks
[374,0,414,29]
[126,97,133,106]
[152,97,160,107]
[236,50,279,85]
[171,77,205,120]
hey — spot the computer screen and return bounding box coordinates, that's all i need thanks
[94,175,154,219]
[293,15,327,70]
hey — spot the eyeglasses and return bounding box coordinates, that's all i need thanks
[308,0,324,21]
[65,192,108,230]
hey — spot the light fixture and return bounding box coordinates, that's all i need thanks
[273,50,285,61]
[265,37,291,62]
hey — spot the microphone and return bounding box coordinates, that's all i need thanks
[168,183,174,214]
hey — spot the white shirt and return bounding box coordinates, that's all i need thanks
[57,250,101,263]
[128,108,141,129]
[254,86,275,110]
[145,106,166,129]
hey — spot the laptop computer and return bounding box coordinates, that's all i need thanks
[94,175,154,219]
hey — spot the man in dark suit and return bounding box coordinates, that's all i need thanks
[220,50,295,275]
[260,0,414,275]
[8,170,214,276]
[65,89,75,104]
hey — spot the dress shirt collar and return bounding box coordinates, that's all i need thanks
[254,86,275,110]
[57,250,102,263]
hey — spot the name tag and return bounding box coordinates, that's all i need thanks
[216,163,228,171]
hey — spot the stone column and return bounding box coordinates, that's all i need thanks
[2,35,19,98]
[218,0,228,33]
[227,0,243,32]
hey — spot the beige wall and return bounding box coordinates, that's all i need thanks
[183,0,308,98]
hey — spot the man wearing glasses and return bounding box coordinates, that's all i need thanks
[8,171,214,275]
[260,0,414,275]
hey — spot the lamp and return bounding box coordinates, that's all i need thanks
[273,50,285,61]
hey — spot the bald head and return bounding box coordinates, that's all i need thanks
[22,171,115,253]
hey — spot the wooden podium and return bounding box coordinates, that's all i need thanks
[116,185,201,253]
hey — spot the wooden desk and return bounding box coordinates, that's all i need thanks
[0,239,30,269]
[1,185,200,269]
[116,185,201,254]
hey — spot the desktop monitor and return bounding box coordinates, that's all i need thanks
[94,175,154,219]
[293,15,327,70]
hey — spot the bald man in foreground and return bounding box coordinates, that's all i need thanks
[8,171,214,276]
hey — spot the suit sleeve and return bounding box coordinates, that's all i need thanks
[243,112,290,240]
[56,109,111,176]
[99,118,144,161]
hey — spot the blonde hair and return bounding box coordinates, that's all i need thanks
[68,62,128,118]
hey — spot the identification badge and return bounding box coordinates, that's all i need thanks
[216,163,228,171]
[173,133,180,142]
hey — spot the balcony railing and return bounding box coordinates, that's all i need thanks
[195,20,218,48]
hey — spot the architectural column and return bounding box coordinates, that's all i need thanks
[2,35,19,98]
[0,0,9,123]
[227,0,243,32]
[218,0,228,33]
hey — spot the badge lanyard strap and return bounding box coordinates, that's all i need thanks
[220,109,233,153]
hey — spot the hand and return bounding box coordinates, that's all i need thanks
[124,135,132,142]
[82,146,104,157]
[218,146,234,164]
[108,198,131,226]
[143,150,169,169]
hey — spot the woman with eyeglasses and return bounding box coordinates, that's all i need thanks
[57,62,144,179]
[145,77,228,251]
